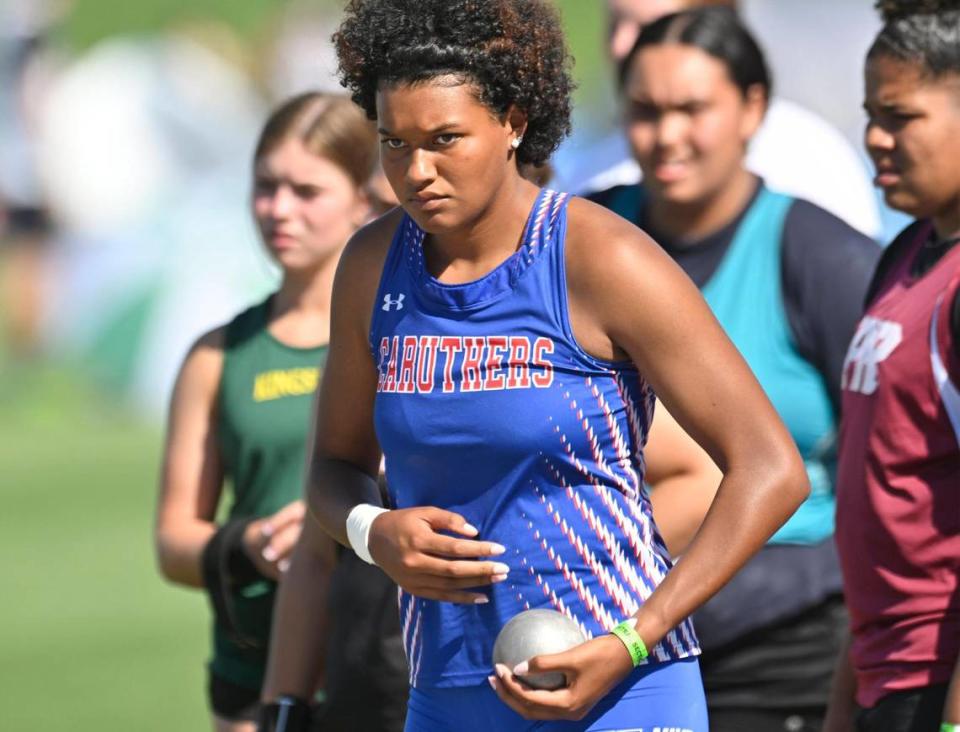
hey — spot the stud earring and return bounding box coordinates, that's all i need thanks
[510,137,523,150]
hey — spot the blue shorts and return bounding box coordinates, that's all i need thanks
[404,657,707,732]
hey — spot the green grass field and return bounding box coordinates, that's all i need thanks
[0,366,210,730]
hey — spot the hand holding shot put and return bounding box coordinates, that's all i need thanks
[490,610,637,722]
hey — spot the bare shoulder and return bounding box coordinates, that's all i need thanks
[174,324,226,397]
[180,324,225,372]
[337,207,405,289]
[192,324,226,355]
[564,196,680,298]
[329,206,406,342]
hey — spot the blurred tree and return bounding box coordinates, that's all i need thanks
[555,0,608,110]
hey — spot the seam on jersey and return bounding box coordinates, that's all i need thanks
[930,294,960,448]
[369,216,417,359]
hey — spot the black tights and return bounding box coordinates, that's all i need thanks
[856,684,948,732]
[709,706,824,732]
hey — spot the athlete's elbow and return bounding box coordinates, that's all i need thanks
[154,530,198,587]
[764,443,810,515]
[154,539,179,584]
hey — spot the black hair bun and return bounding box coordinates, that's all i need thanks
[876,0,960,22]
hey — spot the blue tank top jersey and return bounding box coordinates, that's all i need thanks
[370,189,700,689]
[603,184,836,545]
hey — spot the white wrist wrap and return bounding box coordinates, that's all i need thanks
[345,504,390,565]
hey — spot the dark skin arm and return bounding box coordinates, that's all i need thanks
[305,209,508,606]
[490,197,809,721]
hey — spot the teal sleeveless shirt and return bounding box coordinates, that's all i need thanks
[212,296,328,688]
[604,184,835,545]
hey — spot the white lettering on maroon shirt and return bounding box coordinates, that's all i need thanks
[842,316,903,395]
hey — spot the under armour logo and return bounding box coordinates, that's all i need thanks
[382,293,405,312]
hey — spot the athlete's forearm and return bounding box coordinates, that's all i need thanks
[261,526,336,700]
[307,456,383,547]
[155,520,216,588]
[634,448,808,648]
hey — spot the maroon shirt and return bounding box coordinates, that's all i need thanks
[836,221,960,708]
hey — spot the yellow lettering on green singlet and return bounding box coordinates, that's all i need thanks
[252,368,320,402]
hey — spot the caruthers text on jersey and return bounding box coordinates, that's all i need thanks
[376,335,555,394]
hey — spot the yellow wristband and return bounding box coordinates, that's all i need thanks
[609,619,648,666]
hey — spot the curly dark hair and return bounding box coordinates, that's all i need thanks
[870,0,960,77]
[333,0,574,167]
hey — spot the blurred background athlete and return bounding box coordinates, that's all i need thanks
[827,2,960,730]
[591,8,880,730]
[155,92,385,731]
[569,0,880,239]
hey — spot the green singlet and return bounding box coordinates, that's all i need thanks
[210,295,328,691]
